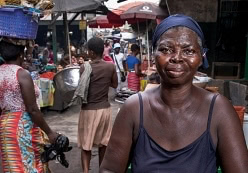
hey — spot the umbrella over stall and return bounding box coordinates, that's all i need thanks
[107,1,145,24]
[88,15,124,28]
[120,2,168,67]
[120,2,167,20]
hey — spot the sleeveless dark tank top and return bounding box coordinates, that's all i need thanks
[131,93,218,173]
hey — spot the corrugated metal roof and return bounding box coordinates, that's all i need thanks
[40,13,82,21]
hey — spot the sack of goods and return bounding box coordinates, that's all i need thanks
[0,0,54,39]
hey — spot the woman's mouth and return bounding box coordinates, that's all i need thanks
[166,70,184,78]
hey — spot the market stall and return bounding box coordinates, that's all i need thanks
[34,78,55,107]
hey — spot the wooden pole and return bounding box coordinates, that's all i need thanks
[245,34,248,80]
[146,19,150,68]
[63,12,71,65]
[51,13,57,65]
[137,20,142,59]
[63,12,69,54]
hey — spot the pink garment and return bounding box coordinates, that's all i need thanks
[48,51,54,64]
[0,64,39,112]
[103,46,111,57]
[127,72,140,91]
[103,56,114,64]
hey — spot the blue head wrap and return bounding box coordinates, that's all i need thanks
[152,14,209,69]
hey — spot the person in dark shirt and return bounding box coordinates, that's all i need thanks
[78,37,118,173]
[100,14,248,173]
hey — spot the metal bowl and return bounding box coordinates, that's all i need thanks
[53,66,80,102]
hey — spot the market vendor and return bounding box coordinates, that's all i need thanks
[126,44,146,91]
[77,55,85,66]
[100,14,248,173]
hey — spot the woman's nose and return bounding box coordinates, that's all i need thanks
[169,51,183,64]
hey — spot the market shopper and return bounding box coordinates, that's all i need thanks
[103,39,112,58]
[125,44,145,91]
[103,40,114,63]
[111,43,126,93]
[0,38,59,172]
[42,42,53,65]
[100,14,248,172]
[77,37,118,173]
[77,55,85,66]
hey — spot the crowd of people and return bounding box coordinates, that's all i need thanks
[0,14,248,173]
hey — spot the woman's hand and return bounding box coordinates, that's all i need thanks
[47,131,59,144]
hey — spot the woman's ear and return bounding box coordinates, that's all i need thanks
[198,56,203,67]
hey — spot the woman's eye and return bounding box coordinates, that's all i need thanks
[159,47,173,54]
[184,49,195,55]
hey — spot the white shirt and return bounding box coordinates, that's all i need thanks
[112,52,125,72]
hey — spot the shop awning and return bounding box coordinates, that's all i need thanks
[52,0,107,13]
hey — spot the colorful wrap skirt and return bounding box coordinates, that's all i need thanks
[127,72,140,91]
[0,111,50,173]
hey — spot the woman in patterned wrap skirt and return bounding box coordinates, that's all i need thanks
[0,39,58,173]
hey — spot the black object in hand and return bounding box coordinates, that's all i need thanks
[41,134,72,168]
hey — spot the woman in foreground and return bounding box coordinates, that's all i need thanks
[100,14,248,173]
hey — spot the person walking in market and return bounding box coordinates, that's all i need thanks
[126,44,146,91]
[111,43,126,93]
[0,37,60,173]
[42,42,53,65]
[74,37,118,173]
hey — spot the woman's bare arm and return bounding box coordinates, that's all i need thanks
[215,95,248,172]
[134,64,146,77]
[110,67,118,89]
[100,95,140,173]
[18,69,58,143]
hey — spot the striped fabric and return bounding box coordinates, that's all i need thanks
[0,111,50,173]
[127,72,140,91]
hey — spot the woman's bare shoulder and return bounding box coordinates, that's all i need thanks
[121,93,140,115]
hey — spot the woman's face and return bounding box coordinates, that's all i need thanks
[22,61,30,70]
[71,56,77,63]
[154,27,202,85]
[78,57,84,64]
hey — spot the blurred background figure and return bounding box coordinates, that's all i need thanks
[42,42,53,65]
[77,55,85,66]
[111,43,126,93]
[126,44,145,91]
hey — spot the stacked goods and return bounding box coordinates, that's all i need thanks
[27,0,39,3]
[0,0,54,10]
[35,0,54,10]
[4,0,21,5]
[0,0,5,5]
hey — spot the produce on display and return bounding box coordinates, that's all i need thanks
[0,0,54,10]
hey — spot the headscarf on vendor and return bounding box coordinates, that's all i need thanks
[152,14,209,69]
